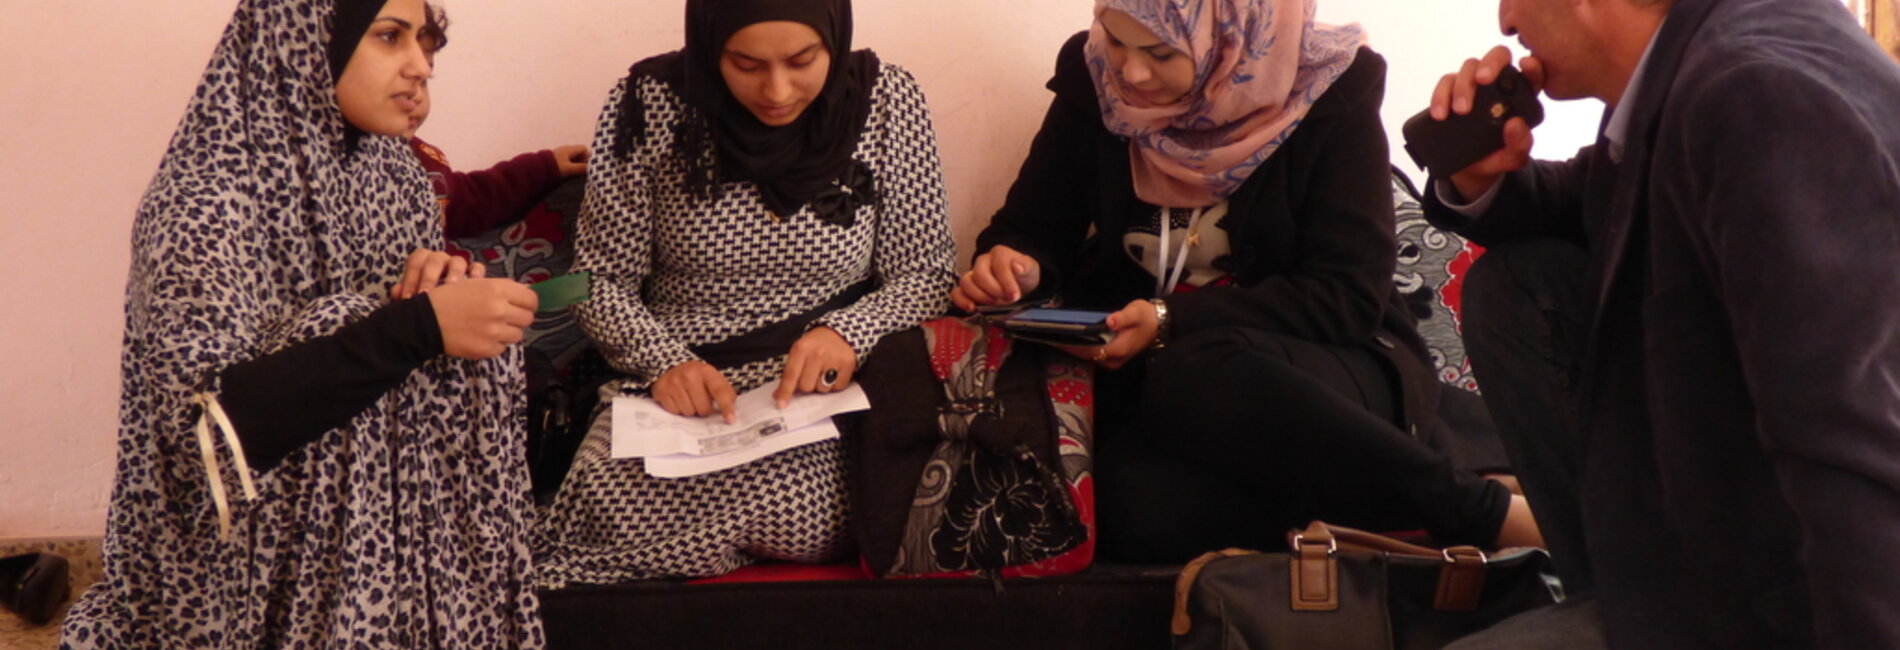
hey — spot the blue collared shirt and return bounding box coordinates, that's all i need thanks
[1604,24,1664,163]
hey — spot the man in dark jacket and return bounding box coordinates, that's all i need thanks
[1419,0,1900,647]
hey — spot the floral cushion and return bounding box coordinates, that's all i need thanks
[1390,169,1484,393]
[447,175,591,369]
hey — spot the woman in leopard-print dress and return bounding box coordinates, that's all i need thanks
[530,0,955,587]
[61,0,543,647]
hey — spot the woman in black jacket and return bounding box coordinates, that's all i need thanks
[954,0,1541,561]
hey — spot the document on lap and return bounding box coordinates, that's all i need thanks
[610,383,870,477]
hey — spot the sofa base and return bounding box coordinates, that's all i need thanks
[540,565,1180,649]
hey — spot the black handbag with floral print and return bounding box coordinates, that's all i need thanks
[848,317,1097,578]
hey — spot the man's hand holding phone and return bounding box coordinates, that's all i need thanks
[1422,46,1545,201]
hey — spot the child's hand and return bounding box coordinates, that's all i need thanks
[553,145,590,177]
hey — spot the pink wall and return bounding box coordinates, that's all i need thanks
[0,0,1601,537]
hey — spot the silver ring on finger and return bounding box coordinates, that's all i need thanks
[821,368,839,388]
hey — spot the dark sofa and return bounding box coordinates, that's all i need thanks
[470,169,1493,649]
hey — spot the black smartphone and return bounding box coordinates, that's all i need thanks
[1401,65,1545,178]
[1000,308,1114,346]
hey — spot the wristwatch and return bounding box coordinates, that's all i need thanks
[1148,298,1171,349]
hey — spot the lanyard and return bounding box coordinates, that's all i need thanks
[1154,206,1203,297]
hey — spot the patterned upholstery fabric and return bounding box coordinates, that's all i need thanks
[1390,169,1484,393]
[461,169,1486,397]
[449,176,591,369]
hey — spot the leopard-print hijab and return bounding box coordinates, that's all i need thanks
[61,0,542,646]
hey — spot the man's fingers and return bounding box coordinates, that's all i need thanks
[1432,74,1457,121]
[1459,118,1534,182]
[1454,57,1482,114]
[1474,46,1506,84]
[1477,118,1536,178]
[1480,45,1514,81]
[1503,117,1534,153]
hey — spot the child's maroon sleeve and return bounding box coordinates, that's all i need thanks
[440,149,562,239]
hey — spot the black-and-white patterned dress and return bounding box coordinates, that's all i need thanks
[531,62,955,587]
[60,0,543,647]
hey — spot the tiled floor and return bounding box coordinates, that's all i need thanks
[0,537,101,649]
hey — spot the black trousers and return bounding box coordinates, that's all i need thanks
[1459,239,1594,595]
[1095,326,1512,563]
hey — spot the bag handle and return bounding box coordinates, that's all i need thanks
[1285,520,1448,558]
[1287,521,1495,613]
[1171,522,1503,637]
[1171,548,1259,635]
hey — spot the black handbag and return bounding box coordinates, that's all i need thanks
[847,317,1097,578]
[1172,521,1558,650]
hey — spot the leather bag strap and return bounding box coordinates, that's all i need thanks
[1287,521,1494,613]
[1171,548,1259,635]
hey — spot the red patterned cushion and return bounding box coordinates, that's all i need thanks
[1390,169,1484,393]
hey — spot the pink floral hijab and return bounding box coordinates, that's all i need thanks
[1086,0,1366,207]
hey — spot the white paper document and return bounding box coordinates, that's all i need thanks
[610,383,870,478]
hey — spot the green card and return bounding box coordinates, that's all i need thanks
[531,272,591,311]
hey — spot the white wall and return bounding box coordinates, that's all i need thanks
[0,0,1605,538]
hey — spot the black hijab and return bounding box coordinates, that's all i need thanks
[616,0,881,219]
[327,0,390,81]
[328,0,392,149]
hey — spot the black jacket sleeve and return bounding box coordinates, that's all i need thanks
[1420,150,1596,249]
[217,295,444,471]
[972,32,1102,299]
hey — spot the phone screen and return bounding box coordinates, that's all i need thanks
[1010,308,1112,326]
